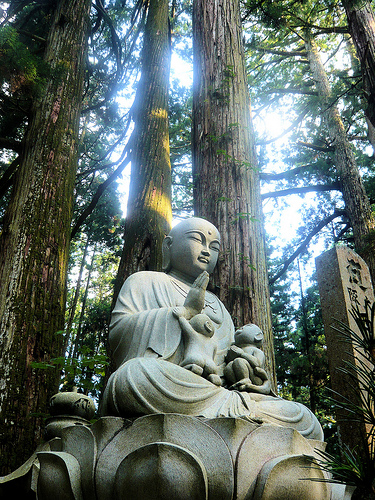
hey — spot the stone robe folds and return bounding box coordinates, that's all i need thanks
[102,271,323,441]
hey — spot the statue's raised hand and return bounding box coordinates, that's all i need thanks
[172,271,209,320]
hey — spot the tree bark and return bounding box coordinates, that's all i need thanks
[65,236,90,345]
[342,0,375,129]
[112,0,172,303]
[304,32,375,283]
[345,34,375,153]
[0,0,91,473]
[192,0,276,387]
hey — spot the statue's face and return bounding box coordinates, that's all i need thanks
[167,218,220,279]
[235,324,263,345]
[190,314,215,336]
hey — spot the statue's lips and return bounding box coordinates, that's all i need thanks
[198,257,209,264]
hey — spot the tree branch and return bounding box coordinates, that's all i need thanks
[334,223,351,243]
[297,140,335,152]
[0,156,20,199]
[70,149,131,239]
[93,0,122,81]
[253,46,307,58]
[269,209,347,285]
[0,137,22,153]
[260,87,318,96]
[310,25,349,35]
[260,164,318,181]
[256,105,310,145]
[262,182,341,199]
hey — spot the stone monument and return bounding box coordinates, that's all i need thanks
[1,218,351,499]
[316,245,374,457]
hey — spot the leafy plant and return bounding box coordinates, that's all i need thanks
[314,299,375,500]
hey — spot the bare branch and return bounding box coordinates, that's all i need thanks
[297,140,335,152]
[0,156,20,199]
[262,182,341,199]
[260,164,319,181]
[269,209,346,285]
[260,87,318,96]
[253,46,307,58]
[334,223,351,243]
[311,25,349,35]
[71,149,131,239]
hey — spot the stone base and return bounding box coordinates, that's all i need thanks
[0,414,352,499]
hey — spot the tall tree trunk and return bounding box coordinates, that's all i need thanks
[113,0,172,303]
[65,236,90,346]
[342,0,375,129]
[192,0,276,387]
[304,32,375,282]
[0,0,91,474]
[345,35,375,153]
[72,244,97,362]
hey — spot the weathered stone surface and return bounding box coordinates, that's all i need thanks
[114,442,208,500]
[94,414,234,500]
[49,390,96,420]
[9,414,335,500]
[252,454,330,500]
[316,245,373,453]
[236,425,326,500]
[37,451,83,500]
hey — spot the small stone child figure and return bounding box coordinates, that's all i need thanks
[224,324,271,395]
[172,309,222,386]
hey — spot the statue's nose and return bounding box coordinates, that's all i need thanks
[201,247,210,256]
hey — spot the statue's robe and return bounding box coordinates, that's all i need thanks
[102,271,323,441]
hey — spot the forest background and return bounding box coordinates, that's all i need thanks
[0,0,375,475]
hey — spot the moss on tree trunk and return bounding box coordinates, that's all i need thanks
[342,0,375,129]
[192,0,276,387]
[0,0,91,474]
[113,0,172,302]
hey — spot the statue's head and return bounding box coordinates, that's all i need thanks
[162,217,221,279]
[189,313,215,338]
[234,324,263,346]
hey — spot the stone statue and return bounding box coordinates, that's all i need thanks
[173,309,222,386]
[2,217,353,499]
[224,324,272,394]
[102,217,322,440]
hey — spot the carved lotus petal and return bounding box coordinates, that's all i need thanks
[114,442,208,500]
[95,413,234,500]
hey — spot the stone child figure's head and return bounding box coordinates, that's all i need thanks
[162,218,221,280]
[189,313,215,338]
[235,324,264,347]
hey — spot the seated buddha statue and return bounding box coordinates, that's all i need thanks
[102,217,323,441]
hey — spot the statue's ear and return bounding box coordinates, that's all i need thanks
[162,236,173,271]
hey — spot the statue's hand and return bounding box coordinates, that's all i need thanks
[172,306,186,318]
[230,375,271,395]
[180,271,209,319]
[225,345,244,363]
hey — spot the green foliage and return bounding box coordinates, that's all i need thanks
[169,78,194,216]
[314,300,375,499]
[269,258,337,452]
[64,241,120,401]
[0,26,39,86]
[244,0,375,293]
